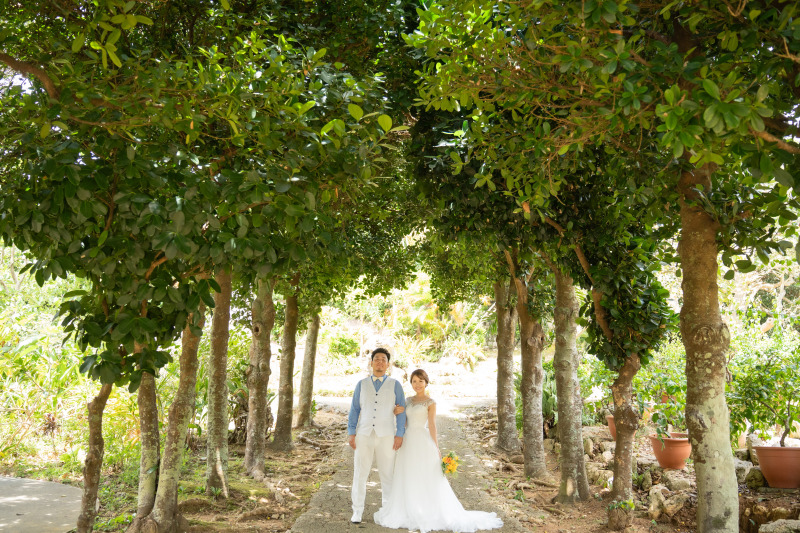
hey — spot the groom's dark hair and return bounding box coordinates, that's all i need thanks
[371,347,391,362]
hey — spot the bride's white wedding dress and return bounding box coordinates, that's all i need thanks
[374,398,503,533]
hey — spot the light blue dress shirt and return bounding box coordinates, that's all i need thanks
[347,375,406,437]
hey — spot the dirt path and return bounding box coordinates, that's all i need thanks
[291,397,526,533]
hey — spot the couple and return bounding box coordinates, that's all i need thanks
[347,348,503,533]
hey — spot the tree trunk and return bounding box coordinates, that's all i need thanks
[295,311,320,428]
[551,266,590,503]
[244,278,276,479]
[244,279,275,481]
[493,278,521,454]
[206,269,232,498]
[135,369,160,519]
[610,354,640,502]
[608,354,641,530]
[127,311,205,533]
[512,275,548,479]
[272,279,300,450]
[678,164,737,532]
[76,383,113,533]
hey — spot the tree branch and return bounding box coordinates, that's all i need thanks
[543,217,614,341]
[0,53,60,99]
[750,128,800,155]
[145,255,167,280]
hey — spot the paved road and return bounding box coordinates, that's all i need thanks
[291,397,526,533]
[0,476,82,532]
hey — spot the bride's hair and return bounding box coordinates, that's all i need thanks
[409,368,429,384]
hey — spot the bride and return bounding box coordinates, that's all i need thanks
[374,369,503,533]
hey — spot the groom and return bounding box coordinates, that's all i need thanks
[347,347,406,524]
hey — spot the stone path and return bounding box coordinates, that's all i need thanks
[291,397,526,533]
[0,476,82,532]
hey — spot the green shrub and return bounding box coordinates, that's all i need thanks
[727,324,800,446]
[328,334,360,359]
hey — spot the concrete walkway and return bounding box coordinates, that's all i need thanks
[291,397,526,533]
[0,476,82,532]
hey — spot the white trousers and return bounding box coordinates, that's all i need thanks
[351,432,396,515]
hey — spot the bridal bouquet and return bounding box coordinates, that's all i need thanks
[441,451,460,475]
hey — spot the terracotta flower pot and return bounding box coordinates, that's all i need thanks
[753,446,800,488]
[649,432,691,470]
[606,414,617,440]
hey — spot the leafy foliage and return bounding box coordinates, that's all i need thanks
[727,325,800,447]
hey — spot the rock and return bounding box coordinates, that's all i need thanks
[543,439,555,452]
[554,442,561,455]
[663,493,691,517]
[585,462,604,483]
[734,458,753,483]
[747,434,766,465]
[769,508,795,521]
[662,470,692,492]
[735,448,751,461]
[746,467,767,490]
[601,440,616,453]
[641,470,653,491]
[759,520,800,533]
[595,469,614,487]
[582,425,614,441]
[647,485,668,520]
[636,455,660,471]
[602,450,614,465]
[509,454,525,464]
[584,437,594,456]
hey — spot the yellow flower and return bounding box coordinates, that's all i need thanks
[441,451,460,476]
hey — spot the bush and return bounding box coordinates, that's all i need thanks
[727,324,800,446]
[328,334,360,359]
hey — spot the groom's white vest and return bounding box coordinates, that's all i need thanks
[356,376,398,438]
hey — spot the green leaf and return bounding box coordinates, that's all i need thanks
[557,144,570,155]
[378,114,392,132]
[773,168,794,188]
[702,79,720,100]
[220,0,230,9]
[107,49,122,68]
[759,154,773,175]
[71,33,86,53]
[298,100,316,115]
[127,145,135,161]
[40,123,50,138]
[348,104,364,121]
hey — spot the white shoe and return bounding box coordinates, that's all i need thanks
[350,511,362,524]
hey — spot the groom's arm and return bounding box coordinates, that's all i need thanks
[394,381,406,438]
[347,383,361,449]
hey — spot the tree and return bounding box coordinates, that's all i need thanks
[0,1,394,529]
[408,2,800,527]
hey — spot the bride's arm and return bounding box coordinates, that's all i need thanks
[427,402,440,457]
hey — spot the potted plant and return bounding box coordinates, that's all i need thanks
[727,335,800,488]
[636,344,692,469]
[649,397,692,469]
